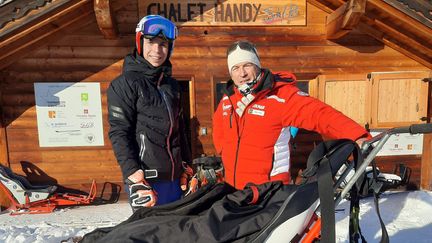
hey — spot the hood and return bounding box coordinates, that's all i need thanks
[122,49,172,82]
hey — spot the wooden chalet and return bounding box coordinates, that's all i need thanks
[0,0,431,208]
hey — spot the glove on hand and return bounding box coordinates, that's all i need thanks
[127,181,157,209]
[180,162,198,196]
[126,170,157,210]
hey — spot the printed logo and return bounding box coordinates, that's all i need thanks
[85,133,95,143]
[248,108,265,117]
[81,93,89,106]
[48,111,56,118]
[222,104,232,110]
[252,104,265,110]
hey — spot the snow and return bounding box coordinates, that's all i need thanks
[0,190,431,243]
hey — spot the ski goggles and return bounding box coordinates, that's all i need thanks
[138,17,178,41]
[227,41,259,56]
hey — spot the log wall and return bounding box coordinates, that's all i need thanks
[0,1,429,205]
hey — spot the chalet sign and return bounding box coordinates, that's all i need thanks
[139,0,306,26]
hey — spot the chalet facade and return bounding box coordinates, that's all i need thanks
[0,0,431,208]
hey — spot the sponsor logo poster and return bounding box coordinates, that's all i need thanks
[34,82,104,147]
[370,131,423,156]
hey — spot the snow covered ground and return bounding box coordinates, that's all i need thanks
[0,190,431,243]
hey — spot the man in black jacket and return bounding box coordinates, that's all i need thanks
[107,15,192,210]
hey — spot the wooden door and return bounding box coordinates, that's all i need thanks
[317,74,370,128]
[370,72,430,128]
[177,78,197,158]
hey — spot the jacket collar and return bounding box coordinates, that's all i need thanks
[222,68,274,97]
[122,49,172,83]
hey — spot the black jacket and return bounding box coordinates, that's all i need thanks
[107,51,191,181]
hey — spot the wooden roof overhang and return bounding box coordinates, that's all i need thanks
[309,0,432,69]
[1,0,431,70]
[0,0,119,70]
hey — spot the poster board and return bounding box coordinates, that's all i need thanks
[370,131,423,156]
[34,82,104,147]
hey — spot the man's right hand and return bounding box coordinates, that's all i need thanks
[128,181,157,209]
[127,170,157,210]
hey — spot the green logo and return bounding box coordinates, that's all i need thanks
[81,93,89,102]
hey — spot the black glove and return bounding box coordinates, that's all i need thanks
[126,179,157,210]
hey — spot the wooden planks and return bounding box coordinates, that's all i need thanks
[1,1,431,207]
[319,74,370,127]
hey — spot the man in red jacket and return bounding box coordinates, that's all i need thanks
[212,40,370,189]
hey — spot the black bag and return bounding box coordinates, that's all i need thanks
[80,181,320,243]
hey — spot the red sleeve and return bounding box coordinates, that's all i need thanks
[281,88,371,141]
[212,99,225,154]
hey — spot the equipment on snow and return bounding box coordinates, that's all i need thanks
[0,164,97,215]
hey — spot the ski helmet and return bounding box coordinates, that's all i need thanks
[135,15,178,58]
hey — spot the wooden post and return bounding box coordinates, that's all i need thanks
[0,89,11,210]
[94,0,119,39]
[421,81,432,190]
[421,134,432,190]
[326,0,366,39]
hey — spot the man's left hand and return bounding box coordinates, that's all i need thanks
[180,163,198,196]
[355,137,368,148]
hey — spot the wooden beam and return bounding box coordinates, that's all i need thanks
[313,0,432,68]
[94,0,118,39]
[357,22,432,70]
[307,0,334,13]
[421,134,432,190]
[0,87,10,209]
[307,0,344,12]
[326,0,366,39]
[421,81,432,190]
[368,0,432,41]
[0,0,95,70]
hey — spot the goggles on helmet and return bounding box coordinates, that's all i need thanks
[227,40,259,56]
[136,16,178,41]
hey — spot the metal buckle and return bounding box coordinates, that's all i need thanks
[144,169,158,179]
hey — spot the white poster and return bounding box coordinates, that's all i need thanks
[370,131,423,156]
[34,82,104,147]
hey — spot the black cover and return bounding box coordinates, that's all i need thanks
[81,181,319,243]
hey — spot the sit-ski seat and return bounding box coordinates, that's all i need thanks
[0,164,57,205]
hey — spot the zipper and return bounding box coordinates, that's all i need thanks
[269,154,275,180]
[227,96,239,186]
[230,110,233,128]
[230,94,251,188]
[157,73,175,180]
[233,137,241,187]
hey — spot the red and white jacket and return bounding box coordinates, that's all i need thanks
[212,69,370,189]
